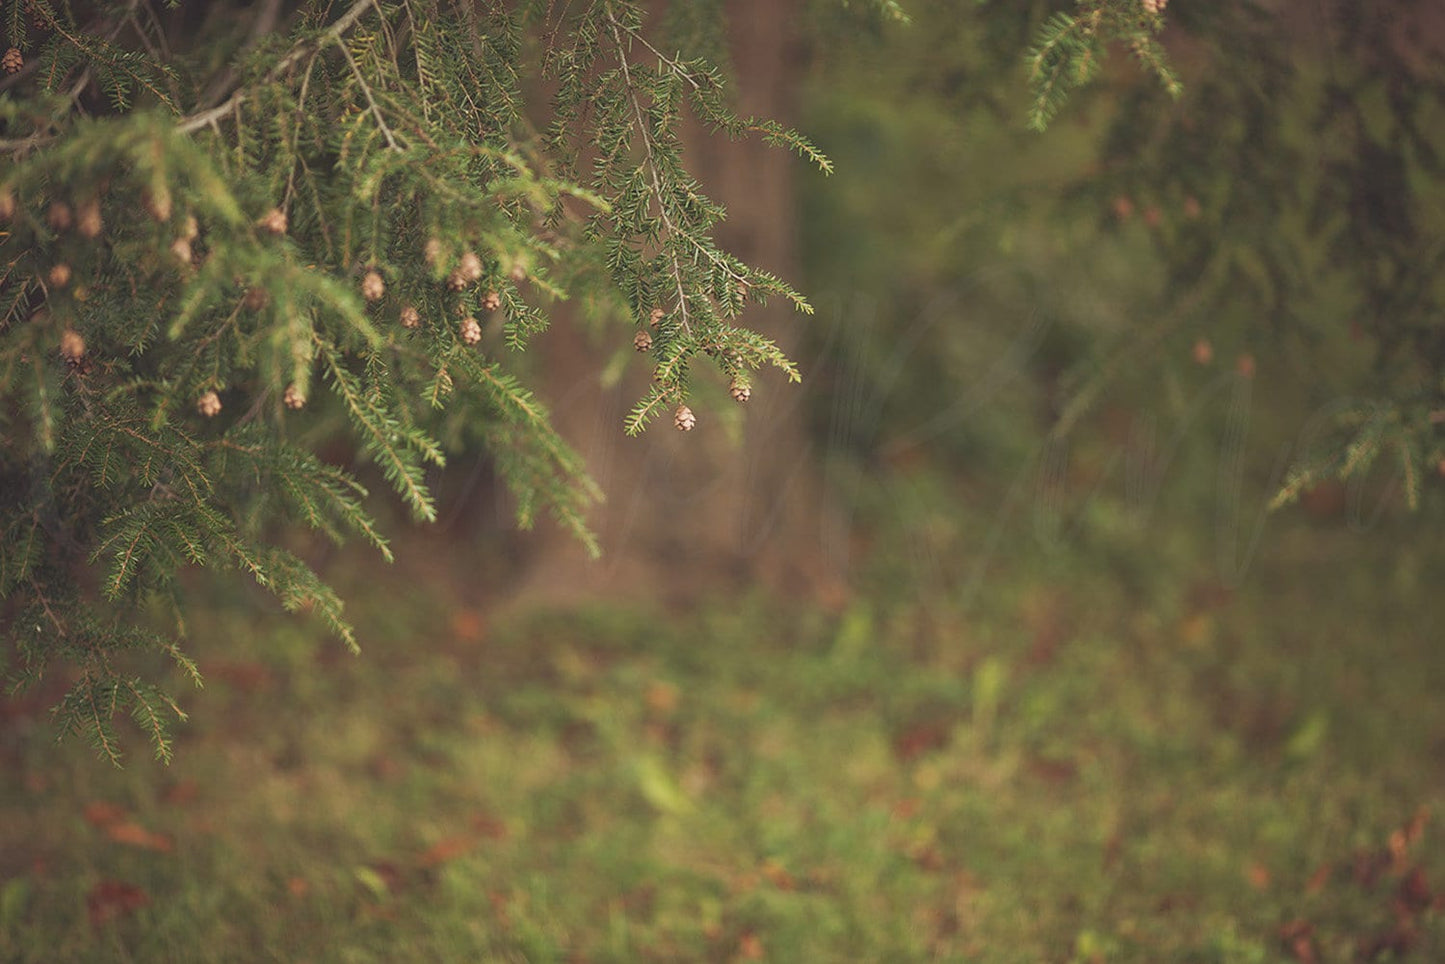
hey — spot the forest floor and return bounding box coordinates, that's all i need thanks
[2,490,1445,963]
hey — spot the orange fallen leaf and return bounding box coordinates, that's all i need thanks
[1247,863,1271,890]
[87,880,149,927]
[645,680,679,715]
[738,932,764,960]
[83,801,126,828]
[106,821,173,853]
[761,859,795,891]
[449,607,486,643]
[470,812,508,840]
[420,835,475,868]
[161,780,200,806]
[891,798,922,820]
[286,877,310,898]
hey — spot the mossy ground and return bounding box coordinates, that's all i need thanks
[3,496,1443,962]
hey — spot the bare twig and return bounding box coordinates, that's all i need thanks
[177,0,378,135]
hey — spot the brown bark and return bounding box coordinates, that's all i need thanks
[500,0,839,609]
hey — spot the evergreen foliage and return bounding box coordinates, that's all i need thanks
[1061,0,1445,513]
[0,0,829,762]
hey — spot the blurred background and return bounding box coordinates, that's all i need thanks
[5,1,1445,960]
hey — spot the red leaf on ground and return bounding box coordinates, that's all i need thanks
[1247,863,1272,890]
[83,801,126,828]
[893,720,952,762]
[1397,866,1432,915]
[105,821,173,853]
[161,780,199,806]
[87,880,149,927]
[645,680,679,716]
[470,812,508,840]
[1027,756,1077,785]
[449,607,486,643]
[761,859,795,891]
[1278,919,1316,964]
[891,797,922,820]
[419,835,475,868]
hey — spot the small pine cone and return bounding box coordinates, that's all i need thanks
[2,47,21,75]
[256,207,288,235]
[728,379,751,403]
[459,316,482,345]
[448,254,484,291]
[243,287,269,311]
[400,305,421,329]
[76,199,102,239]
[424,237,444,266]
[361,270,385,302]
[481,290,501,312]
[143,187,173,223]
[59,329,85,362]
[673,405,696,432]
[633,330,653,352]
[181,214,199,241]
[649,307,665,327]
[283,384,306,410]
[170,237,194,267]
[197,390,222,418]
[459,251,484,283]
[509,262,527,283]
[47,263,72,289]
[47,202,72,231]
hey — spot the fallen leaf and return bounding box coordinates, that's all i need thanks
[419,835,475,868]
[738,932,764,960]
[1247,863,1272,890]
[87,880,149,927]
[761,859,795,891]
[470,812,508,840]
[1305,863,1332,895]
[161,781,199,806]
[286,877,309,898]
[83,801,126,828]
[891,798,922,820]
[1027,757,1077,785]
[893,720,952,762]
[1397,866,1432,915]
[105,821,173,853]
[449,607,486,644]
[1277,919,1316,964]
[645,680,679,716]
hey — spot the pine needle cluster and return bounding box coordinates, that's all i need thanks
[0,0,828,763]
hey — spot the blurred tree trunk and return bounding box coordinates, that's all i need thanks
[499,0,839,608]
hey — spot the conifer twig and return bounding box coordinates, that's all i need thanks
[606,5,694,335]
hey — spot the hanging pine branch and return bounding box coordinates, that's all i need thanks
[0,0,829,762]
